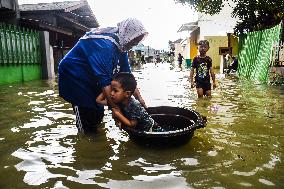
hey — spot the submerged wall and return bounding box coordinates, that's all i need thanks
[0,23,42,84]
[0,65,41,84]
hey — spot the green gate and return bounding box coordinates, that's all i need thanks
[238,22,282,83]
[0,23,41,84]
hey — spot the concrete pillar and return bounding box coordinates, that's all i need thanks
[220,55,224,74]
[40,31,55,79]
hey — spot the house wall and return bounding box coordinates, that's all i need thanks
[195,1,238,69]
[181,37,190,59]
[190,28,200,60]
[174,43,183,61]
[198,1,238,38]
[0,0,20,25]
[229,34,239,57]
[205,36,228,68]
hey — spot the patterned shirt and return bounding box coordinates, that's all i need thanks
[121,97,155,131]
[192,55,212,83]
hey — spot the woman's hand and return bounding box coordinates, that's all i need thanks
[133,88,147,108]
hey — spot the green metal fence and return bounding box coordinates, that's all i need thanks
[238,23,282,83]
[0,23,41,84]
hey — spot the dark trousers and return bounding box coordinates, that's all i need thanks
[72,105,104,133]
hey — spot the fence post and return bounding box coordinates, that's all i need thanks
[6,25,13,64]
[0,23,3,64]
[27,28,31,64]
[16,26,22,64]
[11,25,17,64]
[32,30,37,64]
[21,27,26,64]
[28,29,34,64]
[36,32,41,64]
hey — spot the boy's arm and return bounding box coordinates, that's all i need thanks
[112,108,137,127]
[96,92,108,106]
[189,67,195,88]
[210,68,217,89]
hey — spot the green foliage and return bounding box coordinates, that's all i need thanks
[176,0,225,15]
[175,0,284,34]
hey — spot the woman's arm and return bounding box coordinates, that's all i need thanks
[112,108,137,127]
[133,88,147,108]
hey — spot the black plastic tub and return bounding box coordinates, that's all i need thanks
[122,106,206,146]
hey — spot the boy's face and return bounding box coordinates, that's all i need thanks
[110,80,130,103]
[198,44,209,55]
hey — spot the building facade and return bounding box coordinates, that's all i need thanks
[177,1,239,69]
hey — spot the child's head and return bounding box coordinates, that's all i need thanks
[198,40,210,56]
[111,72,137,103]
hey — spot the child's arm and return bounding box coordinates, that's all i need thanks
[189,67,195,88]
[96,92,108,106]
[112,108,137,127]
[210,68,217,89]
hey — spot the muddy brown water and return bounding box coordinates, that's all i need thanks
[0,63,283,188]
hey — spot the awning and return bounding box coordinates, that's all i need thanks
[177,21,198,32]
[20,17,73,35]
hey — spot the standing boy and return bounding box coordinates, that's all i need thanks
[189,40,216,98]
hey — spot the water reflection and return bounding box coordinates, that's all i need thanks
[0,62,283,188]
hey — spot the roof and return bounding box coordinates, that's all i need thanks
[20,0,86,11]
[20,17,73,35]
[177,21,198,32]
[172,38,183,43]
[19,0,99,28]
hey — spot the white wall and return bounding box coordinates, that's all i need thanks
[181,38,190,59]
[198,1,239,38]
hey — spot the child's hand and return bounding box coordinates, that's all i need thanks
[115,119,122,129]
[112,108,122,129]
[112,108,118,115]
[112,107,121,118]
[213,83,217,89]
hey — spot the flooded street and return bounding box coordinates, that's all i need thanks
[0,63,283,189]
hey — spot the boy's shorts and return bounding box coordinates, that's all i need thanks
[196,82,211,92]
[72,105,104,133]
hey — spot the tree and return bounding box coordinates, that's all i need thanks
[175,0,284,34]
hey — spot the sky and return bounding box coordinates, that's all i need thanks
[18,0,198,50]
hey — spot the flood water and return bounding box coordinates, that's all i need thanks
[0,63,283,189]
